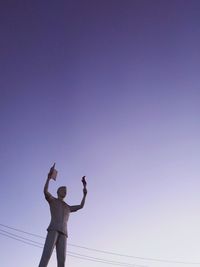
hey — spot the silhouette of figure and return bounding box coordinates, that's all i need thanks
[38,164,87,267]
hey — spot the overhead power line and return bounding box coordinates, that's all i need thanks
[0,223,44,239]
[0,229,146,267]
[0,231,43,249]
[68,251,147,267]
[0,223,200,265]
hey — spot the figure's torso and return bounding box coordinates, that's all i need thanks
[47,198,70,236]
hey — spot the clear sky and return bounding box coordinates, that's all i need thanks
[1,1,200,267]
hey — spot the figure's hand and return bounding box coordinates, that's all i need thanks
[82,176,87,187]
[48,163,55,179]
[82,176,87,196]
[83,187,87,196]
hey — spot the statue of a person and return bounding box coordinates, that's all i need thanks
[38,164,87,267]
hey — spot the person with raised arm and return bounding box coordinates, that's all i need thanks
[38,164,87,267]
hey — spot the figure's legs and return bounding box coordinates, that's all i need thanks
[56,233,67,267]
[38,231,59,267]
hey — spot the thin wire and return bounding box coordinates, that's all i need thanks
[0,230,146,267]
[0,229,44,246]
[67,243,200,265]
[0,223,44,239]
[68,253,145,267]
[0,232,43,249]
[0,223,200,265]
[68,251,147,267]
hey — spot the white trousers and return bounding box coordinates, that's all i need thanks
[38,230,67,267]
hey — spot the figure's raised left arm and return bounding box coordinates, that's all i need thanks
[70,181,87,212]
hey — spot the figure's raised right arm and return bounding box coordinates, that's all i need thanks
[44,167,54,202]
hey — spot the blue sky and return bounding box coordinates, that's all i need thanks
[1,1,200,267]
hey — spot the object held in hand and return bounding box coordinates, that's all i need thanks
[49,163,58,181]
[82,176,87,187]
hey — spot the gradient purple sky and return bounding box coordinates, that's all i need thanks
[1,1,200,267]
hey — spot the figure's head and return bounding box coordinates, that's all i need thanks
[57,186,67,199]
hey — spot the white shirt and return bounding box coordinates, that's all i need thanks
[46,194,70,237]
